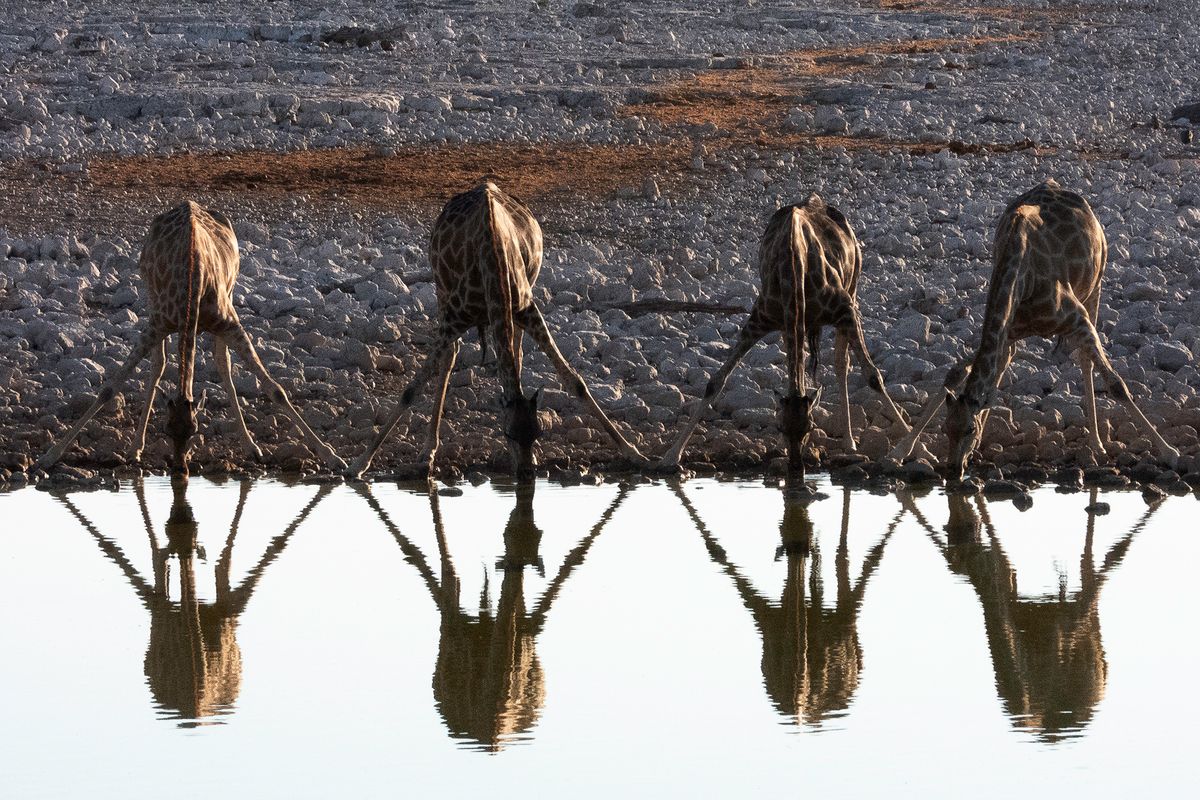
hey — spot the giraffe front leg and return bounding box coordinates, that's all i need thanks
[37,331,162,471]
[1073,347,1107,456]
[515,303,647,465]
[349,330,462,479]
[886,358,972,462]
[133,339,168,464]
[1067,322,1179,467]
[416,339,461,477]
[841,312,911,431]
[834,331,855,451]
[976,342,1019,447]
[214,335,262,461]
[222,324,348,473]
[659,318,768,468]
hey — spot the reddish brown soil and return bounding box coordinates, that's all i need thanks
[83,141,694,210]
[618,34,1034,131]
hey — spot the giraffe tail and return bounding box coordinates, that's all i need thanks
[975,206,1036,364]
[483,186,518,377]
[783,207,808,396]
[179,202,204,402]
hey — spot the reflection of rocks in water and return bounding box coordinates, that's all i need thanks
[56,477,330,726]
[680,487,898,726]
[359,482,627,751]
[911,491,1158,742]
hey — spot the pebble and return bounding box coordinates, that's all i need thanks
[0,1,1197,480]
[1141,484,1167,503]
[899,459,941,484]
[983,479,1027,497]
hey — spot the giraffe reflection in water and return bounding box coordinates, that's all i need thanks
[675,485,901,726]
[901,488,1161,741]
[53,478,331,725]
[356,482,628,751]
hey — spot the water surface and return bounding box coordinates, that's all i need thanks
[1,476,1195,797]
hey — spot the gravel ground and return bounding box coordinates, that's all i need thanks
[1,0,1199,487]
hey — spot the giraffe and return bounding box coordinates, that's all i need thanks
[349,181,645,479]
[35,201,347,476]
[659,194,910,477]
[887,180,1179,480]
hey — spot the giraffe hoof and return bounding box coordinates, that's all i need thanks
[623,449,650,467]
[650,460,683,475]
[344,457,369,480]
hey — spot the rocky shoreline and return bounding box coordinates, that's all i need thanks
[2,1,1199,490]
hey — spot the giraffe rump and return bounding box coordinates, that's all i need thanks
[481,184,530,380]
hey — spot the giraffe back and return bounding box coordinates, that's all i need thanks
[994,180,1107,337]
[429,183,543,331]
[139,201,240,333]
[756,194,862,328]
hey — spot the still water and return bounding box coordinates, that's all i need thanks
[1,476,1195,798]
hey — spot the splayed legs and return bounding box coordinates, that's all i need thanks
[349,325,465,478]
[659,312,771,468]
[417,340,462,474]
[219,326,347,472]
[214,336,262,460]
[37,330,164,470]
[1064,314,1178,465]
[515,303,646,463]
[133,339,168,463]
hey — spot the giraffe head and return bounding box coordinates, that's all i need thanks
[777,387,821,471]
[165,392,206,475]
[943,387,984,481]
[502,389,542,480]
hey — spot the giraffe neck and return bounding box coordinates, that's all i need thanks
[964,214,1031,406]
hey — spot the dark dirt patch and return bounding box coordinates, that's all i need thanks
[85,141,693,209]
